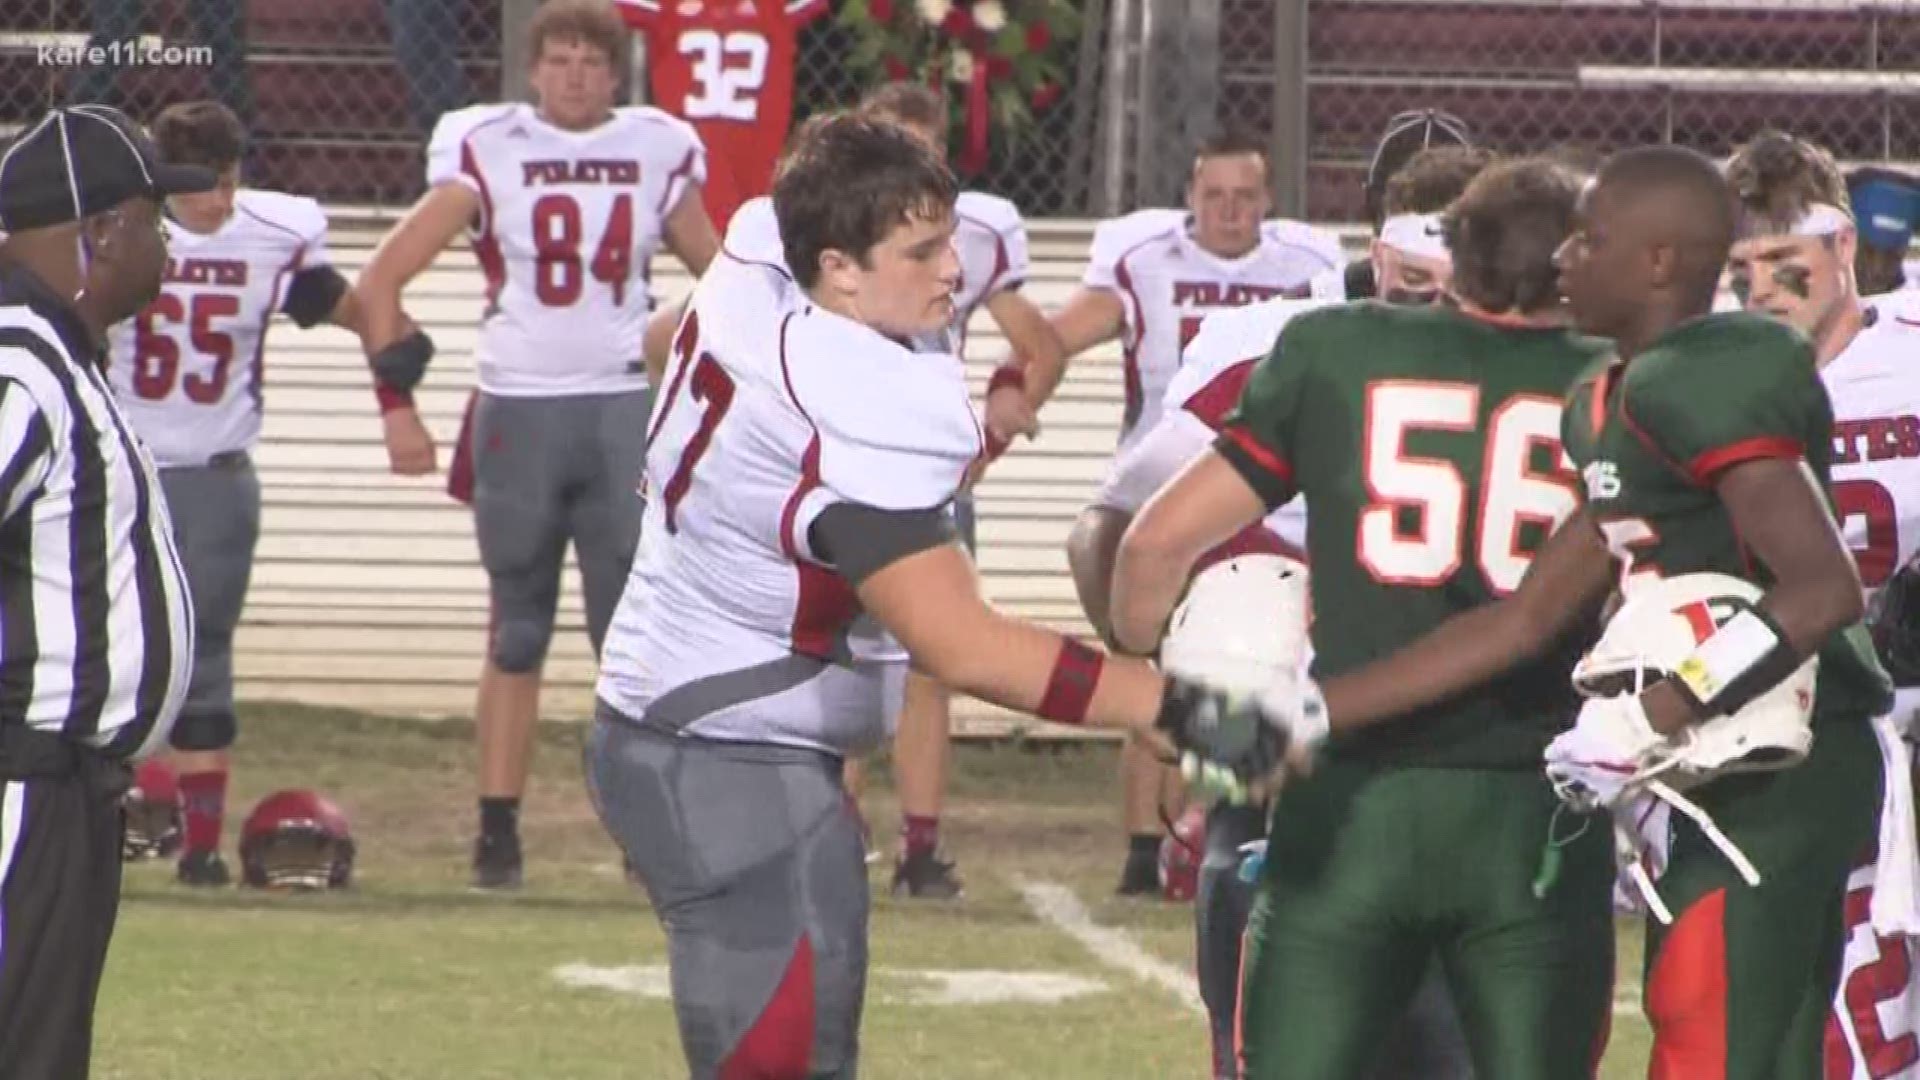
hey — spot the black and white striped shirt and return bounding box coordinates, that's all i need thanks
[0,261,193,759]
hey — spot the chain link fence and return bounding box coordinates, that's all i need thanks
[1296,0,1920,222]
[0,0,1108,217]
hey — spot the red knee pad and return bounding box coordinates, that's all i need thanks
[1647,888,1730,1080]
[720,938,816,1080]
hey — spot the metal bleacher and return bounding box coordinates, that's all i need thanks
[241,216,1224,736]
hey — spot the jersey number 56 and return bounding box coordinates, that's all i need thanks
[1358,381,1578,594]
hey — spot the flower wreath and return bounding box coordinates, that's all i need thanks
[836,0,1081,174]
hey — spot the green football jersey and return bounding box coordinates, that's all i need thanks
[1561,312,1893,724]
[1224,302,1612,768]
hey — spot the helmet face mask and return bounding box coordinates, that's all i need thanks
[239,790,355,892]
[122,759,182,862]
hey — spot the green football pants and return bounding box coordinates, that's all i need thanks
[1238,763,1616,1080]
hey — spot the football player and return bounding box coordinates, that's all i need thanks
[585,112,1303,1080]
[852,82,1060,900]
[1720,130,1920,1080]
[1225,146,1892,1079]
[103,100,427,886]
[1093,144,1492,1080]
[1113,158,1617,1077]
[353,0,720,890]
[1044,130,1344,895]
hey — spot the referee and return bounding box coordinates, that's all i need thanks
[0,106,203,1079]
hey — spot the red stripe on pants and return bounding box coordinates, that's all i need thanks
[1648,888,1730,1079]
[720,936,816,1079]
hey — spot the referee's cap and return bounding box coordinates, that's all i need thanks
[1364,109,1474,225]
[0,105,216,233]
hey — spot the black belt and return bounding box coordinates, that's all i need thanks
[0,725,128,794]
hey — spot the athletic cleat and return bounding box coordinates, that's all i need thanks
[1116,853,1161,898]
[471,832,523,891]
[176,849,231,888]
[891,850,964,900]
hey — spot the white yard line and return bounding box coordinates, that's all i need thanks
[1014,877,1206,1016]
[1013,877,1646,1022]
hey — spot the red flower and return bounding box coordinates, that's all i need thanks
[884,56,910,80]
[871,0,893,20]
[985,54,1012,78]
[1026,22,1051,51]
[941,6,974,35]
[1031,82,1062,110]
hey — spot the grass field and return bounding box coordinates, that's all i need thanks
[93,704,1654,1079]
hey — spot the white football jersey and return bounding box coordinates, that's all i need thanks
[105,189,328,467]
[1829,855,1920,1080]
[597,225,982,756]
[1082,209,1343,451]
[1824,302,1920,595]
[1097,298,1321,552]
[948,191,1030,357]
[428,102,707,396]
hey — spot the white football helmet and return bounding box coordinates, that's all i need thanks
[1574,571,1818,788]
[1158,553,1310,695]
[1569,571,1818,922]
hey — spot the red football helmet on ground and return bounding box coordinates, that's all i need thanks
[1158,804,1207,903]
[123,759,182,861]
[239,789,356,891]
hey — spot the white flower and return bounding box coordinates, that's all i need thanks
[948,48,974,82]
[916,0,951,23]
[973,0,1007,30]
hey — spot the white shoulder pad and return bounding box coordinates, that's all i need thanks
[956,190,1030,286]
[1261,218,1347,269]
[235,190,329,267]
[622,107,709,183]
[1084,208,1184,291]
[783,311,981,511]
[425,103,517,189]
[1168,297,1327,408]
[723,196,787,272]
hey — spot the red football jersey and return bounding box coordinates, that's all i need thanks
[616,0,829,232]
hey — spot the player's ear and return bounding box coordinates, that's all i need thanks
[816,247,860,297]
[1646,241,1677,291]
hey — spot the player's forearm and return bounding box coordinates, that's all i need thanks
[356,185,475,350]
[1720,458,1867,655]
[1320,602,1546,731]
[933,609,1167,742]
[990,292,1067,410]
[1109,524,1194,657]
[644,300,686,388]
[665,190,720,276]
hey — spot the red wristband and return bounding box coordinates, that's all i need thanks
[987,360,1027,396]
[374,382,415,414]
[1037,638,1105,725]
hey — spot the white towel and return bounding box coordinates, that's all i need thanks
[1870,714,1920,937]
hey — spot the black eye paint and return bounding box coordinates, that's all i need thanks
[1728,271,1752,305]
[1383,288,1438,306]
[1772,264,1813,299]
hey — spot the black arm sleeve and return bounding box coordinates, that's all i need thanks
[281,265,350,328]
[1342,257,1376,300]
[808,503,959,586]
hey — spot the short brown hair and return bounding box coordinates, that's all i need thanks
[527,0,625,67]
[1381,146,1497,218]
[776,112,958,291]
[152,100,244,172]
[1443,157,1583,314]
[1194,128,1269,168]
[1724,130,1850,238]
[858,83,946,132]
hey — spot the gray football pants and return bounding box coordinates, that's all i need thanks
[469,389,649,670]
[1200,802,1475,1080]
[158,453,260,751]
[586,706,867,1079]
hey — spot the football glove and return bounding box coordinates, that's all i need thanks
[369,328,436,393]
[1154,671,1327,790]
